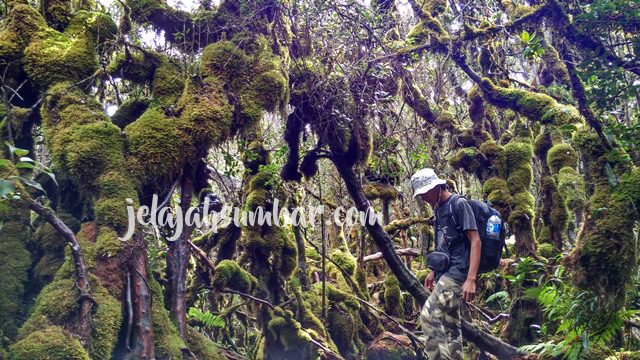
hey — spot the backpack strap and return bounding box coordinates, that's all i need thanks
[446,194,464,233]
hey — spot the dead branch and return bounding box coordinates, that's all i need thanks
[364,248,421,262]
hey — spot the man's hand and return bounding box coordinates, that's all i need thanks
[462,278,476,301]
[424,271,435,291]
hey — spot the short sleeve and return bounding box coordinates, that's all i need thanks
[455,198,477,231]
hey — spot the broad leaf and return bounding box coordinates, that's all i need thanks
[0,179,16,198]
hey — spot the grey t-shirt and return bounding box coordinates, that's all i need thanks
[434,194,477,282]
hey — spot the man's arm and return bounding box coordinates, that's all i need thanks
[463,229,481,301]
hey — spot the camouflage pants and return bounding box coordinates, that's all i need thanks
[419,275,464,360]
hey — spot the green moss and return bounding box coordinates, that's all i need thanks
[355,268,370,301]
[200,40,252,85]
[330,248,356,276]
[328,305,358,359]
[267,309,315,353]
[406,16,448,45]
[106,51,160,84]
[383,275,404,318]
[43,0,72,30]
[537,243,553,258]
[250,69,288,112]
[18,278,77,338]
[10,326,89,360]
[212,260,256,293]
[306,246,321,261]
[547,144,578,173]
[151,58,185,104]
[24,29,97,88]
[88,279,122,360]
[362,182,399,201]
[65,11,117,46]
[149,273,185,359]
[481,78,581,125]
[558,167,586,211]
[186,326,225,360]
[178,75,234,147]
[280,231,298,278]
[449,147,482,173]
[480,140,507,177]
[505,142,533,169]
[0,4,47,60]
[483,177,508,195]
[0,199,31,340]
[125,107,183,190]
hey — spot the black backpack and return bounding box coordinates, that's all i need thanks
[445,194,508,273]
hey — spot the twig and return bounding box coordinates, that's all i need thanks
[221,290,276,310]
[187,240,217,275]
[363,248,420,262]
[355,296,425,349]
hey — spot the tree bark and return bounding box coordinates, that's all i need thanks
[127,236,155,359]
[166,169,194,339]
[331,156,519,359]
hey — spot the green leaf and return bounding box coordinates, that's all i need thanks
[15,162,39,170]
[9,176,44,193]
[521,31,530,43]
[5,142,29,157]
[0,159,9,167]
[0,179,16,198]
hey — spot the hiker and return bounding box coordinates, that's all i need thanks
[412,168,482,360]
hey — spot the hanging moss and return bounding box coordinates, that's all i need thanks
[547,144,578,173]
[449,147,484,175]
[557,167,586,212]
[355,268,370,301]
[43,0,73,30]
[266,307,316,356]
[10,326,90,360]
[212,260,257,293]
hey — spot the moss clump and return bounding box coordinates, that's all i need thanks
[212,260,257,293]
[24,30,97,88]
[383,275,404,318]
[483,177,507,195]
[449,147,483,174]
[330,248,357,277]
[362,182,399,201]
[0,4,47,60]
[125,107,184,190]
[547,144,578,173]
[480,140,507,178]
[537,243,554,258]
[306,246,321,261]
[87,280,122,360]
[43,0,72,30]
[186,326,225,360]
[10,326,89,359]
[505,142,533,170]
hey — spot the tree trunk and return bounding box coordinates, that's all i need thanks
[331,156,519,359]
[166,169,194,339]
[127,235,155,359]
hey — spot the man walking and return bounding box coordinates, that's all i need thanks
[411,168,482,360]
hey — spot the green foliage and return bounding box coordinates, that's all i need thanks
[188,307,225,328]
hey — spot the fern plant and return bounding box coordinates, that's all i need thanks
[188,307,226,328]
[518,264,638,359]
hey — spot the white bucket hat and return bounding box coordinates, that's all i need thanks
[411,168,446,198]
